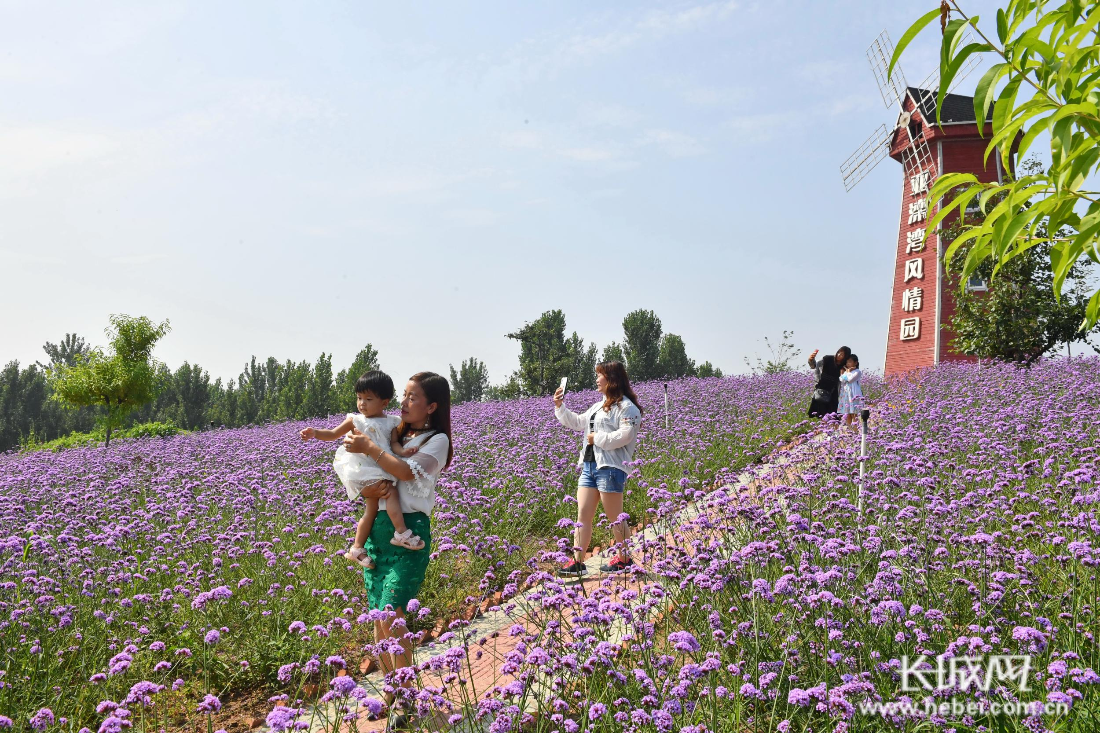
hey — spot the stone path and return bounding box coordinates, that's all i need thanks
[293,428,851,732]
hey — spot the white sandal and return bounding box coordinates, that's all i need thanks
[389,530,425,551]
[344,546,375,568]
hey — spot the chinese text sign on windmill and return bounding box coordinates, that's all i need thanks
[841,29,1013,377]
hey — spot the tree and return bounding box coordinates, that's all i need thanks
[696,361,724,378]
[305,353,334,418]
[236,357,266,425]
[39,333,89,369]
[277,359,311,421]
[0,362,48,450]
[485,375,522,402]
[946,221,1098,362]
[657,334,696,378]
[566,333,599,390]
[743,330,801,375]
[506,310,573,396]
[892,1,1100,332]
[334,345,381,413]
[601,342,625,364]
[622,309,663,381]
[207,378,238,428]
[450,358,490,404]
[172,362,210,429]
[48,315,171,447]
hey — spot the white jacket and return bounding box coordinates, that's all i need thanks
[555,397,642,473]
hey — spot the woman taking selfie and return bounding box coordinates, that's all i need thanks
[552,361,643,576]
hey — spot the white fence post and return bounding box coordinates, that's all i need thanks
[858,408,870,513]
[664,383,669,430]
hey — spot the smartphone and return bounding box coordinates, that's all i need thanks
[558,376,568,394]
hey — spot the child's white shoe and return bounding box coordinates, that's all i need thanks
[390,530,425,551]
[344,546,375,569]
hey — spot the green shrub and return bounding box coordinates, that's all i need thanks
[22,421,186,452]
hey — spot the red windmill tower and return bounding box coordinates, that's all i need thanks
[841,31,1016,377]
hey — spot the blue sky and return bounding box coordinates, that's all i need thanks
[0,0,1007,386]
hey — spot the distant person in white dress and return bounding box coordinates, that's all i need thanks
[837,354,865,430]
[299,371,425,570]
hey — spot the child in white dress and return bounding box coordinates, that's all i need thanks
[300,371,425,569]
[838,354,864,429]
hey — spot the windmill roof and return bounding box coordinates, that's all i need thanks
[906,86,993,124]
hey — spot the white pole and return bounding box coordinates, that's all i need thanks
[664,383,669,430]
[858,409,869,513]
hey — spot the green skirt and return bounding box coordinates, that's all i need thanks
[362,510,432,611]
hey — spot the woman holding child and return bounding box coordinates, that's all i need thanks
[307,370,453,730]
[806,345,851,418]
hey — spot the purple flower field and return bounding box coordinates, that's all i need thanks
[436,359,1100,732]
[0,373,813,731]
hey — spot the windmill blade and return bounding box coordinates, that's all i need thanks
[841,123,892,192]
[867,30,907,109]
[900,129,936,179]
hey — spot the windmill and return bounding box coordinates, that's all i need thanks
[840,29,980,192]
[838,29,1003,378]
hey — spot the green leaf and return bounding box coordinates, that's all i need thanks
[998,201,1041,250]
[991,77,1022,139]
[1049,102,1100,126]
[1016,114,1053,161]
[939,42,994,126]
[888,7,944,82]
[1051,240,1083,297]
[928,172,980,205]
[943,226,984,264]
[1051,116,1075,173]
[972,63,1008,136]
[997,8,1008,43]
[988,102,1052,165]
[927,186,981,234]
[1070,5,1100,49]
[978,184,1006,214]
[1082,288,1100,331]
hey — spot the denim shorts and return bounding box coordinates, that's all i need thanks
[578,461,627,494]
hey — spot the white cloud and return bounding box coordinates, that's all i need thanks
[577,102,643,129]
[636,2,739,35]
[682,85,746,106]
[558,146,619,162]
[726,110,803,143]
[797,59,853,86]
[726,97,876,144]
[498,1,740,79]
[501,130,542,149]
[0,247,66,266]
[106,253,169,266]
[445,208,501,227]
[636,128,705,158]
[0,125,119,178]
[344,166,497,203]
[232,85,340,125]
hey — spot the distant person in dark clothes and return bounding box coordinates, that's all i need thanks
[807,346,851,418]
